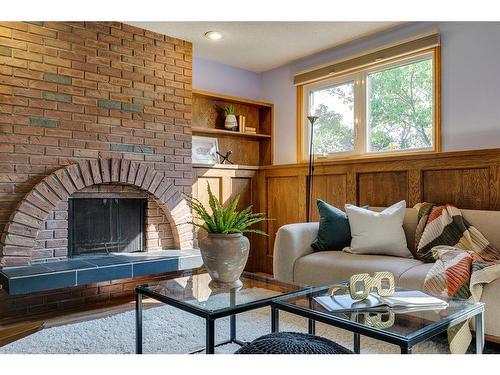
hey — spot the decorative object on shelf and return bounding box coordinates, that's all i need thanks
[192,136,220,164]
[186,183,268,288]
[305,115,319,222]
[193,90,274,165]
[216,150,234,165]
[237,115,246,133]
[223,104,237,130]
[327,272,395,300]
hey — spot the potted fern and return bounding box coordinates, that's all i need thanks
[223,104,237,130]
[187,183,267,288]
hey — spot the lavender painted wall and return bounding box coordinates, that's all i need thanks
[192,23,500,165]
[260,64,296,164]
[193,57,262,100]
[261,22,500,164]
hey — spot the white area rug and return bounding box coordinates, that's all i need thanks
[0,288,450,354]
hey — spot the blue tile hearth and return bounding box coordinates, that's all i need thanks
[0,249,202,295]
[77,264,133,285]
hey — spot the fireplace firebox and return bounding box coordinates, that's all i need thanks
[68,198,146,257]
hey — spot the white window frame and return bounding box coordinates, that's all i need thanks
[301,51,437,160]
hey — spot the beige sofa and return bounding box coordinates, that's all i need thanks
[273,207,500,341]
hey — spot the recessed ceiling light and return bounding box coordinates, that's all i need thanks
[204,31,223,41]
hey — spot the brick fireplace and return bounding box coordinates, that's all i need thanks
[0,21,194,262]
[2,158,194,266]
[0,22,197,317]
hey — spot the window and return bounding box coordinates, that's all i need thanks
[300,49,439,160]
[309,80,355,154]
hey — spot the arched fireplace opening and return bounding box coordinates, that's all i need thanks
[0,158,194,266]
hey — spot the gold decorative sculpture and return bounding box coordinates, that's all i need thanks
[327,272,395,300]
[350,311,395,329]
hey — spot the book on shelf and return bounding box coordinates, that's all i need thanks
[237,115,246,133]
[314,290,448,313]
[245,126,256,134]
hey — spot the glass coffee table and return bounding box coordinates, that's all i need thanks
[271,286,485,354]
[135,271,307,354]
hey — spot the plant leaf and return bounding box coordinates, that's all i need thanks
[185,184,268,236]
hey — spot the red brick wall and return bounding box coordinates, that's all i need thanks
[0,22,193,263]
[33,186,176,261]
[146,198,176,250]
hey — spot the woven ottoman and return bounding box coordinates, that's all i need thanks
[234,332,353,354]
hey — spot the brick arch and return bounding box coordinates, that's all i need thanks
[1,158,193,266]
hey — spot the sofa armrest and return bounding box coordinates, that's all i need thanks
[273,222,319,283]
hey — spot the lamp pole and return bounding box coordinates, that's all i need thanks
[306,115,318,223]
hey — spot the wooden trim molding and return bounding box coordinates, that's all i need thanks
[296,85,304,163]
[262,148,500,170]
[434,45,442,152]
[192,89,273,108]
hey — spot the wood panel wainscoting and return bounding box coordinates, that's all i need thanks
[249,149,500,274]
[192,164,259,271]
[193,149,500,274]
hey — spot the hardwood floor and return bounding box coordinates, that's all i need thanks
[0,321,44,347]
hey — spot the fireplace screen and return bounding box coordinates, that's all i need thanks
[68,198,146,257]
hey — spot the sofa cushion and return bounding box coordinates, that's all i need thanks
[293,251,423,286]
[345,201,412,258]
[369,207,421,253]
[398,263,434,290]
[311,199,351,252]
[402,208,418,254]
[461,209,500,252]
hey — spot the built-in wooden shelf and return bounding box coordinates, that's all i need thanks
[192,89,274,166]
[193,89,273,108]
[192,126,271,139]
[192,163,260,170]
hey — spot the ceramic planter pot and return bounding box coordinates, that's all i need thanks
[199,233,250,288]
[224,114,237,130]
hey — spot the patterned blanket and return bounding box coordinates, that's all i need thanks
[415,203,500,353]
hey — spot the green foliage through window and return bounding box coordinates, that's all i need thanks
[305,54,434,157]
[368,59,433,151]
[310,81,354,155]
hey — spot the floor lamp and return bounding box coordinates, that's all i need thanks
[306,115,318,223]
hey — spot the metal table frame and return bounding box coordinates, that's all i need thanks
[271,289,485,354]
[135,281,308,354]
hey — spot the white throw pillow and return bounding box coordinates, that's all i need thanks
[343,200,412,258]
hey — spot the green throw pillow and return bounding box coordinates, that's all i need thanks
[311,199,352,251]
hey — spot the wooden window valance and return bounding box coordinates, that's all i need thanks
[293,33,440,86]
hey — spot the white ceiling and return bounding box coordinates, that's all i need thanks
[127,22,401,72]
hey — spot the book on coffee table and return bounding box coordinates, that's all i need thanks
[314,290,448,313]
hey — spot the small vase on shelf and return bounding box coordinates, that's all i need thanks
[223,105,238,131]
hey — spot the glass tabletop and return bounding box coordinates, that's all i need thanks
[136,271,308,316]
[274,286,484,342]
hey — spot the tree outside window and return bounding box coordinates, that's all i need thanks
[303,52,436,158]
[368,58,433,152]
